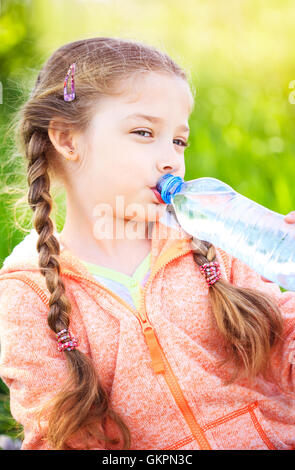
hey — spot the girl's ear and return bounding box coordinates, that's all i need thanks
[48,117,78,162]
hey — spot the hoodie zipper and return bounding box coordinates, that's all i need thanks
[61,244,211,450]
[138,246,211,450]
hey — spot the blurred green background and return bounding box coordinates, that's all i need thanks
[0,0,294,448]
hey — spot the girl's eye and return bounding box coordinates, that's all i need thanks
[132,130,190,147]
[174,139,190,148]
[132,130,151,138]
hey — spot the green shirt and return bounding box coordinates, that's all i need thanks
[81,252,151,310]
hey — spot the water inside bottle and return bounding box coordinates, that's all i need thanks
[172,189,295,290]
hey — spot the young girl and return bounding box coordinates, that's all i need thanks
[0,37,294,451]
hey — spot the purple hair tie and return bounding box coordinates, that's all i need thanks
[63,62,76,101]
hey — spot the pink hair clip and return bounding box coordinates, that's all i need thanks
[63,63,76,102]
[199,261,221,287]
[56,328,79,352]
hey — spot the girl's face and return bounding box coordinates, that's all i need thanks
[66,71,193,227]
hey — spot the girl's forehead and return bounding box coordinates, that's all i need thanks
[121,71,191,101]
[88,72,193,124]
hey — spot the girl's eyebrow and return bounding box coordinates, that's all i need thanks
[123,113,190,133]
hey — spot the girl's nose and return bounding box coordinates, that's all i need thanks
[156,152,182,174]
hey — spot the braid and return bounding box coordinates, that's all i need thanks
[27,130,71,332]
[191,237,217,266]
[190,237,284,384]
[24,128,131,450]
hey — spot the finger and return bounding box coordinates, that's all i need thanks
[284,211,295,223]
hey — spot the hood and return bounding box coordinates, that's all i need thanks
[0,206,193,280]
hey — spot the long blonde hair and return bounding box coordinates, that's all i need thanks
[11,37,283,450]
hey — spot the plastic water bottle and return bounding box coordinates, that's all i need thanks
[156,174,295,291]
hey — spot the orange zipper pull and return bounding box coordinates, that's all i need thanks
[141,321,165,374]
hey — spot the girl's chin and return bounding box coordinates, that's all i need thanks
[121,203,167,223]
[145,203,167,220]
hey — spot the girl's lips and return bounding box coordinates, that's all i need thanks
[151,187,165,204]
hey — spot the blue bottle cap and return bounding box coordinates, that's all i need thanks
[156,174,184,204]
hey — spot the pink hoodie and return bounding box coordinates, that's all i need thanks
[0,215,294,450]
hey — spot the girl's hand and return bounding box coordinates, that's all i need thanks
[260,211,295,282]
